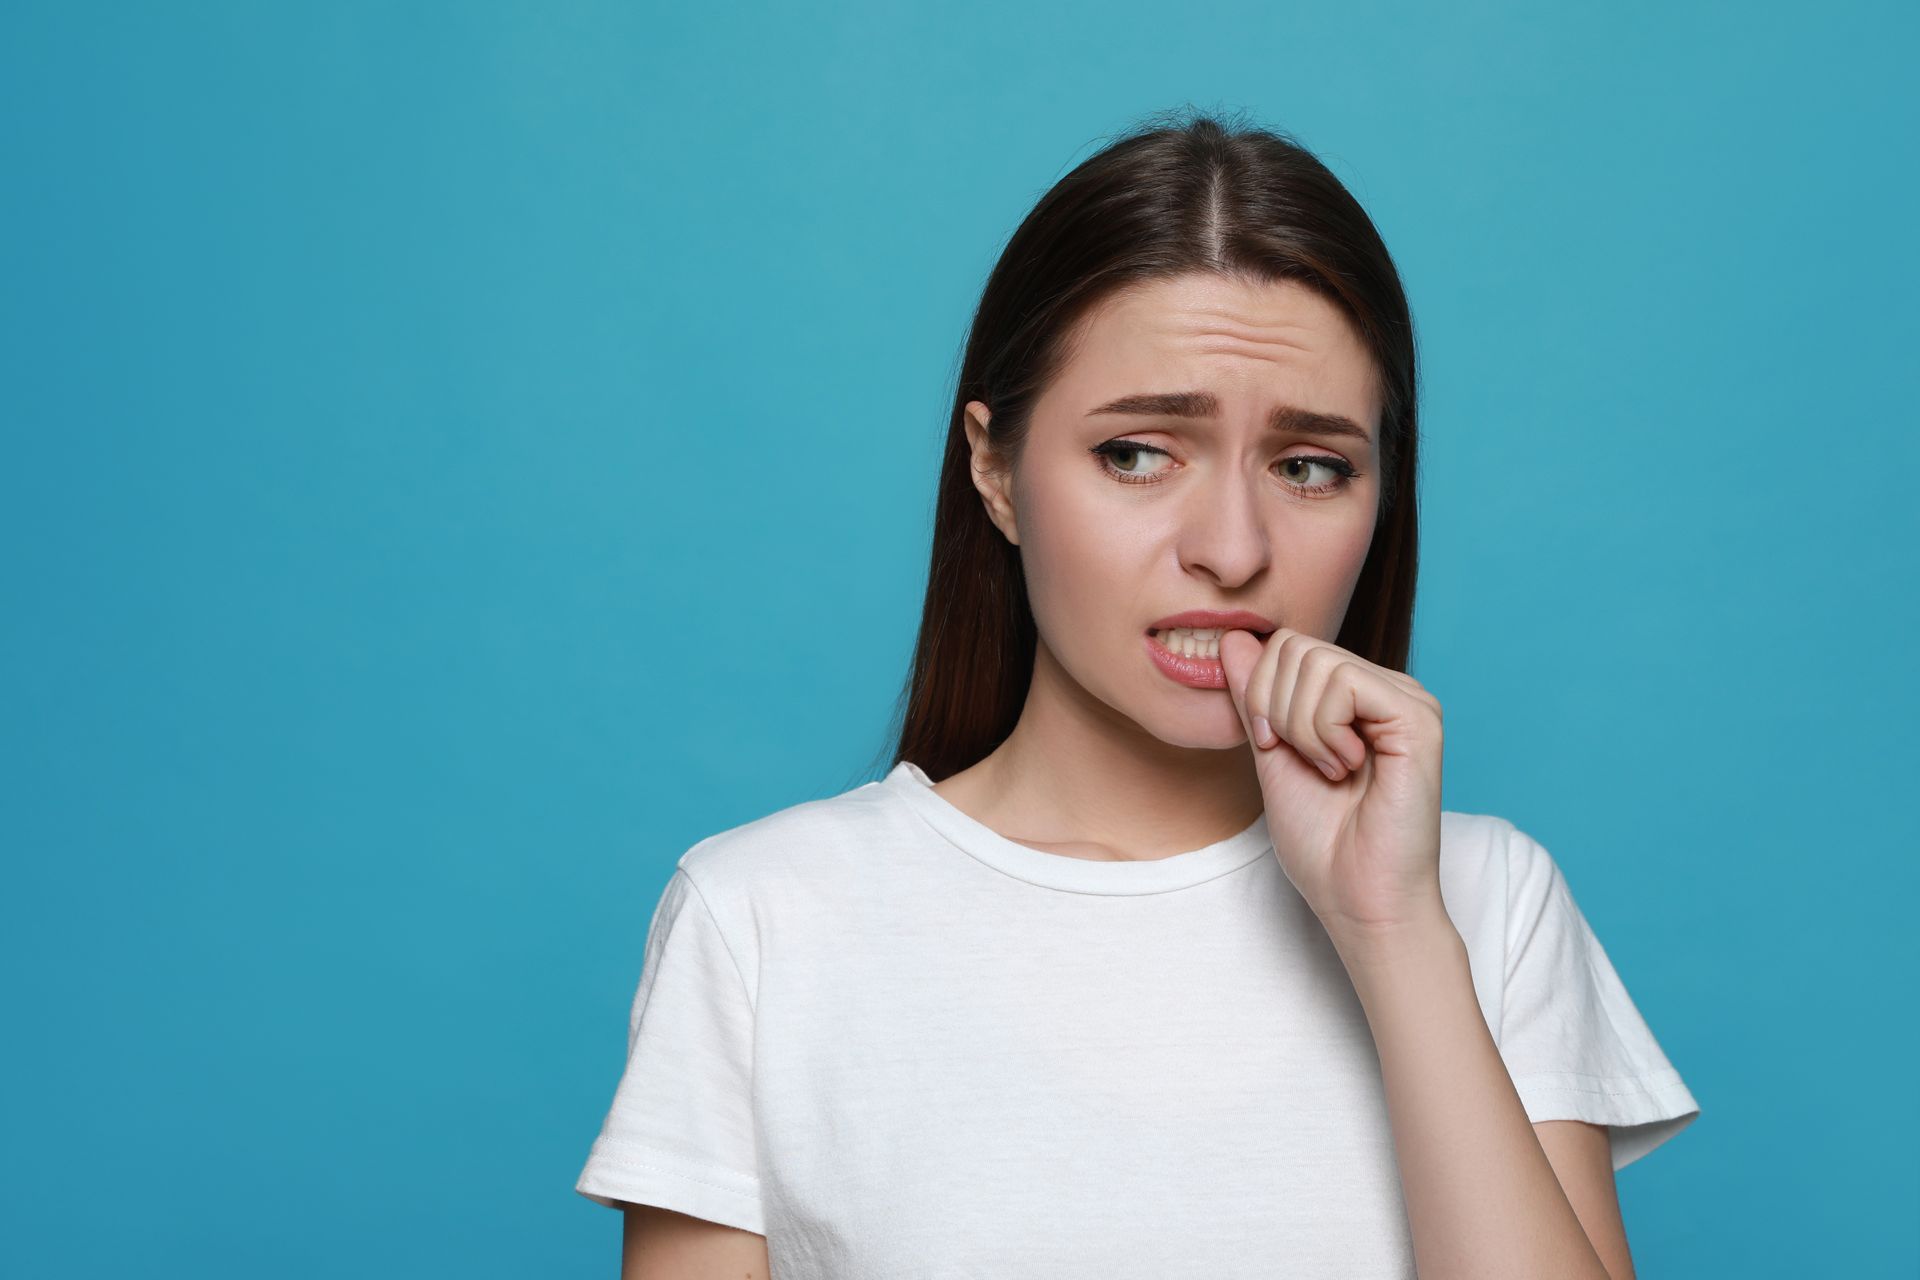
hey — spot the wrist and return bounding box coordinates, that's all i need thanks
[1327,903,1463,981]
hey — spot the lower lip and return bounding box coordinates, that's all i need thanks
[1144,631,1227,688]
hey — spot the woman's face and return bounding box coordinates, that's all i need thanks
[964,271,1384,752]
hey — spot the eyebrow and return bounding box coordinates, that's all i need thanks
[1086,390,1372,447]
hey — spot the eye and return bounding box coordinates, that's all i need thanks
[1089,438,1174,484]
[1090,438,1363,496]
[1278,455,1362,495]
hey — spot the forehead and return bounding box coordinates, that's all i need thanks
[1048,272,1380,426]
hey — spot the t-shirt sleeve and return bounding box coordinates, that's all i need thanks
[574,864,764,1234]
[1497,821,1702,1172]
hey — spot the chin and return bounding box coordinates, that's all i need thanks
[1133,698,1250,752]
[1060,644,1248,752]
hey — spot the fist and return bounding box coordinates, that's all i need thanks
[1218,626,1447,942]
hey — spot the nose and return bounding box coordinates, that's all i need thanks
[1174,472,1270,588]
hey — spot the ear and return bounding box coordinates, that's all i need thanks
[962,400,1020,546]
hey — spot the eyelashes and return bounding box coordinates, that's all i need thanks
[1088,438,1362,496]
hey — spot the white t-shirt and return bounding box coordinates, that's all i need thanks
[575,760,1700,1277]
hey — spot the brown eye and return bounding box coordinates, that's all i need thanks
[1277,454,1361,495]
[1090,439,1174,484]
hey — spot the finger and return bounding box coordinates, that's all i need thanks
[1286,643,1352,779]
[1241,628,1287,749]
[1317,659,1435,772]
[1368,662,1436,708]
[1266,628,1316,753]
[1218,629,1275,748]
[1309,660,1375,775]
[1296,633,1433,706]
[1272,631,1436,762]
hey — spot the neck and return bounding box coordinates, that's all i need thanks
[942,639,1266,861]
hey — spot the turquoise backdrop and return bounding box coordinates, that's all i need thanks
[4,2,1914,1275]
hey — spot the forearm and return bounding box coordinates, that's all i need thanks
[1332,911,1610,1280]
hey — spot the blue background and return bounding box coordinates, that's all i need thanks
[4,2,1914,1275]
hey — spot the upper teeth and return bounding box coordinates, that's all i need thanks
[1156,627,1228,658]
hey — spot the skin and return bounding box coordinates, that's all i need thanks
[938,270,1382,861]
[618,1204,768,1278]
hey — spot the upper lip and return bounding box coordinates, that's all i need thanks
[1147,609,1277,636]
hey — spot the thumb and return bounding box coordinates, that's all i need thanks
[1218,628,1265,743]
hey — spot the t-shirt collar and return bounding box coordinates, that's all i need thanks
[882,760,1272,896]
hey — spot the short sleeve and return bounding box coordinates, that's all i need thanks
[1498,822,1702,1171]
[574,865,764,1234]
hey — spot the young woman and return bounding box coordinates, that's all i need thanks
[575,109,1700,1280]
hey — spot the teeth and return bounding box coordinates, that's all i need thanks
[1156,626,1226,659]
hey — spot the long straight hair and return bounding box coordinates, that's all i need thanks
[875,107,1421,785]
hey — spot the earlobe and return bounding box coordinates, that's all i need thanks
[976,464,1020,548]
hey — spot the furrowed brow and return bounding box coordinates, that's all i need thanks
[1087,390,1371,447]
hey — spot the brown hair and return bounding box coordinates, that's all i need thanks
[872,106,1421,784]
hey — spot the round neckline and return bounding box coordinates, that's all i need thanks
[880,760,1272,896]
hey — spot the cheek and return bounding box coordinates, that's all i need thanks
[1015,478,1145,635]
[1298,511,1374,577]
[1290,508,1376,628]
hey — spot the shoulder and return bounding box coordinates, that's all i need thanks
[672,773,904,902]
[1433,809,1538,949]
[653,776,908,1006]
[1438,808,1523,876]
[1440,809,1559,874]
[1435,811,1590,956]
